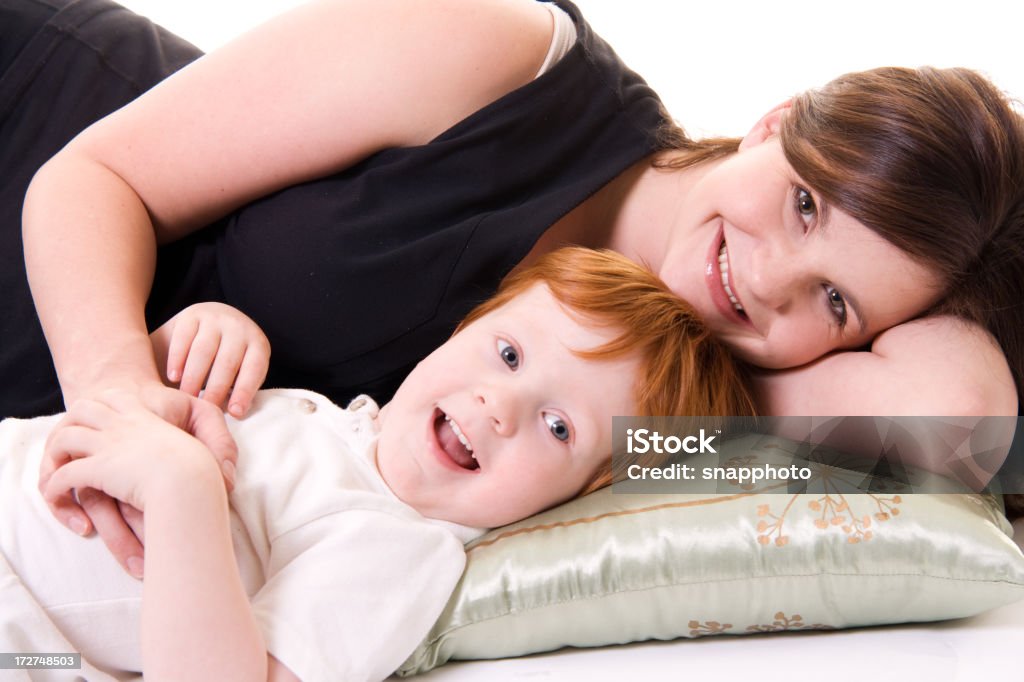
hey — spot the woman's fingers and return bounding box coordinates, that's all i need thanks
[43,402,151,579]
[41,396,149,577]
[38,387,229,579]
[38,477,92,537]
[119,500,146,545]
[39,420,103,536]
[55,396,116,430]
[182,397,239,491]
[79,489,145,579]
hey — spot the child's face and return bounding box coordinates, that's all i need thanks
[375,284,639,528]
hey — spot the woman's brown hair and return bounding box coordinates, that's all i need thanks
[459,247,757,495]
[781,67,1024,406]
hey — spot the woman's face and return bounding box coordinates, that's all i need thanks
[657,124,943,369]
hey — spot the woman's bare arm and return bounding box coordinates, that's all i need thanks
[755,315,1018,417]
[24,0,552,401]
[25,0,552,566]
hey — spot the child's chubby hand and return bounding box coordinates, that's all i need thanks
[41,390,228,515]
[150,302,271,418]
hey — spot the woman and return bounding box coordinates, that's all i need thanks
[4,0,1022,565]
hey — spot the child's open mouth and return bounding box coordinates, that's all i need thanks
[433,409,478,470]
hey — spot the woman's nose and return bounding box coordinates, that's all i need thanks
[746,241,804,311]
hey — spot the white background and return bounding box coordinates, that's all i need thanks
[117,0,1023,139]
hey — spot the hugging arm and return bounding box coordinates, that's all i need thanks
[25,0,551,567]
[23,0,552,405]
[754,316,1018,489]
[755,315,1018,417]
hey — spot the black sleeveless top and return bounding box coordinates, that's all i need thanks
[0,0,668,416]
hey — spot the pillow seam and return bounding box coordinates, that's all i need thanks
[422,570,1024,647]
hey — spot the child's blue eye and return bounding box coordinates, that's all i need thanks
[544,413,570,442]
[497,340,519,370]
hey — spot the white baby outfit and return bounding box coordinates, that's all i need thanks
[0,389,481,682]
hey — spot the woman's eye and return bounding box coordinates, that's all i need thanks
[544,412,571,443]
[497,340,519,370]
[795,188,816,229]
[824,285,847,327]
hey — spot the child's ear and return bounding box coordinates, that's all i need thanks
[739,99,793,151]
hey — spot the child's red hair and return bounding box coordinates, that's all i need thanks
[458,247,757,494]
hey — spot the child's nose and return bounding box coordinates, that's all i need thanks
[475,387,518,436]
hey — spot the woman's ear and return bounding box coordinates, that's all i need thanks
[739,99,793,150]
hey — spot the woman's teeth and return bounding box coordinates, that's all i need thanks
[718,242,744,314]
[445,414,474,455]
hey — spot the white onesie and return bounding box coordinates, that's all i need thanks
[0,389,480,682]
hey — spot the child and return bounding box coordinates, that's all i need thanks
[0,248,755,682]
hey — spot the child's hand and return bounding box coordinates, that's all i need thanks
[42,390,225,516]
[150,302,270,418]
[40,383,237,578]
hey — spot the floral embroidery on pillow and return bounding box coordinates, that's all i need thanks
[688,620,731,636]
[688,613,835,637]
[745,612,835,633]
[756,494,904,546]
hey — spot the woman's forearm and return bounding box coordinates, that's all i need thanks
[22,151,163,403]
[754,316,1017,417]
[142,464,266,682]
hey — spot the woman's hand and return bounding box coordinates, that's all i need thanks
[39,383,238,578]
[41,391,266,680]
[150,302,270,418]
[42,390,223,512]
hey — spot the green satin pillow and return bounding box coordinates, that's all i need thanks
[398,435,1024,676]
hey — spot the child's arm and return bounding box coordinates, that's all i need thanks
[150,302,271,418]
[42,391,271,681]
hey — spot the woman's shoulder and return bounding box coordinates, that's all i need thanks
[66,0,558,242]
[327,0,555,143]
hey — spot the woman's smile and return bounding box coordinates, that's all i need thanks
[704,222,753,330]
[718,242,744,315]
